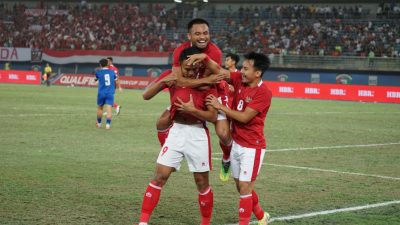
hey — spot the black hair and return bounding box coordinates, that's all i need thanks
[99,58,108,67]
[243,52,270,76]
[179,47,203,64]
[187,18,209,32]
[226,53,240,66]
[106,57,113,62]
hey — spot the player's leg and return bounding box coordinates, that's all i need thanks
[96,105,103,128]
[186,124,213,225]
[139,163,174,224]
[104,104,112,129]
[231,142,268,225]
[215,118,232,182]
[139,123,184,224]
[96,94,105,128]
[113,102,121,115]
[104,94,114,129]
[194,172,213,225]
[156,108,172,146]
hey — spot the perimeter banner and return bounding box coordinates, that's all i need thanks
[0,70,41,84]
[266,81,400,103]
[53,73,152,89]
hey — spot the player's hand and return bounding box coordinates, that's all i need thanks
[205,74,225,84]
[119,87,123,92]
[161,73,177,87]
[174,94,196,113]
[205,94,221,110]
[185,53,207,66]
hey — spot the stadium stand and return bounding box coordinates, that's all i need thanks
[0,1,399,62]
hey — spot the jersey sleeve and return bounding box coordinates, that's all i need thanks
[172,44,185,67]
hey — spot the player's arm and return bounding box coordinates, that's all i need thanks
[186,53,230,82]
[142,73,176,100]
[205,94,258,123]
[174,94,218,123]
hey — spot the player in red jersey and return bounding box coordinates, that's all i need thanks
[205,52,272,225]
[106,57,123,115]
[225,52,240,73]
[153,18,234,183]
[138,47,218,225]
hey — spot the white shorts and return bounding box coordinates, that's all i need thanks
[230,140,266,182]
[157,122,212,172]
[217,96,227,121]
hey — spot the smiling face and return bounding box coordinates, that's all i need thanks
[240,59,262,86]
[187,23,210,49]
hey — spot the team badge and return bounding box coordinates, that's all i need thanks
[245,96,252,103]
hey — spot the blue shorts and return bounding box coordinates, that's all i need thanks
[97,93,114,106]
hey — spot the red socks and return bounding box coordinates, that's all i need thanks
[238,194,253,225]
[198,187,213,225]
[139,182,162,223]
[252,190,265,220]
[219,141,232,161]
[157,128,170,146]
[113,102,118,108]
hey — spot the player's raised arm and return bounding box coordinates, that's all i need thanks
[142,71,176,100]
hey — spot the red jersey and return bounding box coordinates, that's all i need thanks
[230,72,272,149]
[107,64,119,77]
[169,86,217,123]
[217,80,234,108]
[172,41,222,67]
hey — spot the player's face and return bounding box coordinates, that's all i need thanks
[240,59,261,85]
[225,57,235,68]
[181,62,202,79]
[187,24,210,49]
[107,59,111,66]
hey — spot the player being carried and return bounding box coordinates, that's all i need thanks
[143,18,234,182]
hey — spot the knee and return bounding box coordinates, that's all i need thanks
[217,129,231,144]
[152,173,169,187]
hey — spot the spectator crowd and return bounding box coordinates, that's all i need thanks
[0,2,399,58]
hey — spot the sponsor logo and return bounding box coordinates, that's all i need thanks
[336,74,352,84]
[200,201,206,206]
[358,90,374,97]
[277,74,288,82]
[26,75,37,81]
[9,74,19,80]
[305,87,320,94]
[387,92,400,98]
[239,208,245,213]
[145,192,152,198]
[279,86,294,93]
[330,89,346,96]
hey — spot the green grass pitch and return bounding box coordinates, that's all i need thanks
[0,84,399,225]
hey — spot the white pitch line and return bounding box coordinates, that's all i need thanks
[267,163,400,181]
[211,158,400,181]
[213,142,400,154]
[224,200,400,225]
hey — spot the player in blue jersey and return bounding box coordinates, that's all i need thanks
[95,58,118,130]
